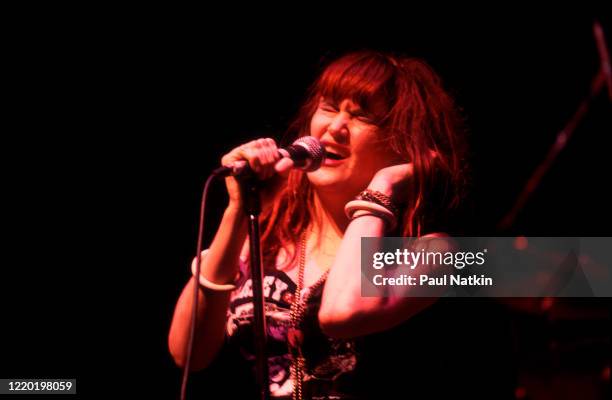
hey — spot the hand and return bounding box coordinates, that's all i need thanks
[220,138,292,208]
[366,163,414,206]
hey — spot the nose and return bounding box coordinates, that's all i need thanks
[327,112,349,143]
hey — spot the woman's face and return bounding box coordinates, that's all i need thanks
[307,96,397,195]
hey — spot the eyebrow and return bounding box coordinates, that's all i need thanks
[321,98,368,116]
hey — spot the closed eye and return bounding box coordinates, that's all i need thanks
[348,107,376,124]
[320,103,338,112]
[357,115,374,123]
[354,113,376,124]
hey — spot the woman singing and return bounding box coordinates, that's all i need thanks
[169,50,511,399]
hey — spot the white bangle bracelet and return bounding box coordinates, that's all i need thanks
[191,256,240,291]
[344,199,398,232]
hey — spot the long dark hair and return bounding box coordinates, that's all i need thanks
[259,50,467,267]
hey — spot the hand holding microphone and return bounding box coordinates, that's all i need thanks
[215,136,325,178]
[216,136,325,207]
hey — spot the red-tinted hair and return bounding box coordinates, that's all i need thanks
[260,50,467,268]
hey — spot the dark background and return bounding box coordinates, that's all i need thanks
[2,8,611,399]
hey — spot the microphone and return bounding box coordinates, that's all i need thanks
[213,136,326,178]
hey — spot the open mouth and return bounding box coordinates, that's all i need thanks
[325,150,347,160]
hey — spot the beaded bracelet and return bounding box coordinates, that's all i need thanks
[356,189,399,216]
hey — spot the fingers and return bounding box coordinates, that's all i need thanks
[394,162,414,178]
[221,138,283,180]
[274,157,294,178]
[368,162,415,204]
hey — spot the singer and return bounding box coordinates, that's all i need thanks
[168,51,512,399]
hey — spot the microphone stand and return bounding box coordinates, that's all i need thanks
[238,172,270,400]
[209,136,323,400]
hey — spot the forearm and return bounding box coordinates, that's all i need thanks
[320,215,388,326]
[320,213,444,338]
[168,205,247,369]
[320,173,407,329]
[202,204,248,284]
[168,278,230,369]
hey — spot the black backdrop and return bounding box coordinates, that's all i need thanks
[2,8,611,399]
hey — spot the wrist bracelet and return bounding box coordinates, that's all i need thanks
[345,199,397,232]
[191,253,240,291]
[357,189,399,216]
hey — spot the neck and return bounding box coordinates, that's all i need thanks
[316,189,351,228]
[310,189,350,247]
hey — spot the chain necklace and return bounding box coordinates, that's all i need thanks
[288,233,329,400]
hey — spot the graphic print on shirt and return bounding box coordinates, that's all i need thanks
[226,269,357,398]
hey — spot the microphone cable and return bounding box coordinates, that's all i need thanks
[180,171,218,400]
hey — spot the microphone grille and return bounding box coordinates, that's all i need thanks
[293,136,325,172]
